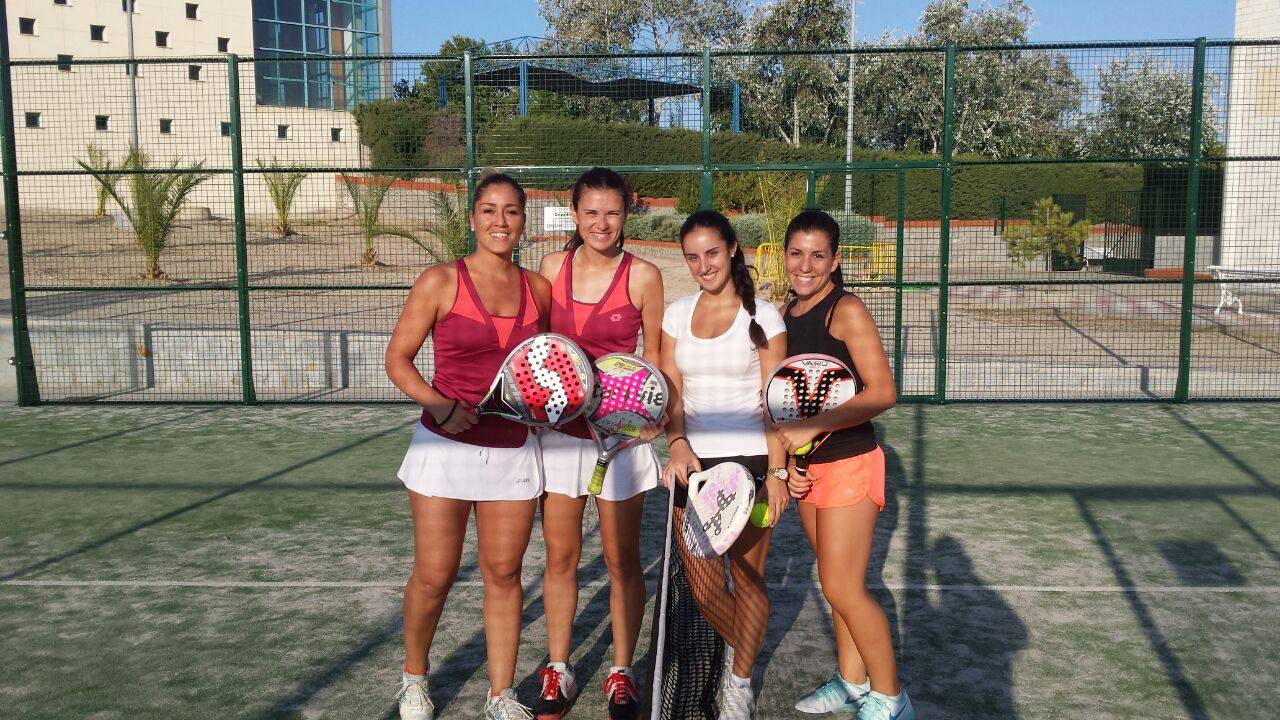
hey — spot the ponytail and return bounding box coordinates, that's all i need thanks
[679,210,766,348]
[566,167,631,251]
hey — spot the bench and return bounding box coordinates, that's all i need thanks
[1209,265,1280,315]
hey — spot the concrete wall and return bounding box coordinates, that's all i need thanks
[1221,0,1280,268]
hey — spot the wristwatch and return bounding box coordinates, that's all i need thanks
[768,467,788,481]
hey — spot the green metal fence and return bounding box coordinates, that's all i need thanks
[2,39,1278,404]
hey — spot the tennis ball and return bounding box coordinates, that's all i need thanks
[749,501,771,528]
[795,441,813,456]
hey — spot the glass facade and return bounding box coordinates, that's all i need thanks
[253,0,383,110]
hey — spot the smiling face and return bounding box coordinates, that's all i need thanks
[681,225,736,294]
[470,182,525,256]
[785,229,840,299]
[571,188,626,252]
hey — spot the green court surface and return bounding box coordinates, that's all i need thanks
[2,403,1278,720]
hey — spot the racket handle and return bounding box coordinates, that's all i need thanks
[588,459,608,495]
[794,454,813,477]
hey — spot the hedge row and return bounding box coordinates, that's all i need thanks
[624,211,878,249]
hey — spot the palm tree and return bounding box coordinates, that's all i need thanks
[78,149,211,280]
[340,173,429,266]
[257,158,307,236]
[422,190,471,260]
[84,144,121,217]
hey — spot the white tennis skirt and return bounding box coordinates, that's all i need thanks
[397,421,543,501]
[538,430,660,502]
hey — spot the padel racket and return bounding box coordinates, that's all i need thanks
[476,333,593,427]
[765,353,858,476]
[682,462,756,558]
[585,353,668,495]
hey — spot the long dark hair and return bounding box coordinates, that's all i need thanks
[679,210,767,348]
[784,208,844,288]
[471,172,526,211]
[565,167,631,251]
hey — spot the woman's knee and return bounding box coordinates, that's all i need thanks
[544,539,582,579]
[601,542,642,581]
[819,576,872,609]
[407,566,457,600]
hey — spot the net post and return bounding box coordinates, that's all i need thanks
[0,5,41,405]
[1175,37,1206,403]
[935,42,956,404]
[894,170,906,397]
[699,50,713,210]
[464,50,477,252]
[228,54,256,404]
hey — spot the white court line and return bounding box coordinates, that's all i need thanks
[5,579,1280,593]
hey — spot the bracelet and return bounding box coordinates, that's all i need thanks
[668,435,689,448]
[436,399,459,426]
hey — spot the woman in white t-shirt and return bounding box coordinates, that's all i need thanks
[659,209,789,719]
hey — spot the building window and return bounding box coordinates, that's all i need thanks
[330,127,343,142]
[217,37,230,52]
[25,112,41,129]
[54,0,69,6]
[220,121,231,137]
[159,119,173,134]
[253,1,383,110]
[19,18,36,35]
[188,65,201,81]
[95,115,110,131]
[57,55,73,72]
[90,24,105,41]
[125,62,138,77]
[185,3,198,19]
[155,31,168,48]
[277,124,290,140]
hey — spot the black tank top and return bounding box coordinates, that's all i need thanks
[783,287,878,462]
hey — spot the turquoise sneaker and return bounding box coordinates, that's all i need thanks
[794,674,862,714]
[855,689,915,720]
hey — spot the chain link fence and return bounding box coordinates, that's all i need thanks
[2,40,1277,403]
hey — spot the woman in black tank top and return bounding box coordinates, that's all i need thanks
[775,210,916,719]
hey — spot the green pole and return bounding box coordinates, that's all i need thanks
[700,50,712,210]
[0,6,40,405]
[228,55,256,404]
[935,43,956,404]
[894,169,906,396]
[1174,37,1206,403]
[806,170,817,208]
[464,51,477,252]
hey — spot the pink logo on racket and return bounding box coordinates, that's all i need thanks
[593,368,653,417]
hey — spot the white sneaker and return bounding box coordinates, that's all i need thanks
[396,676,434,720]
[795,674,862,714]
[485,688,534,720]
[719,681,756,720]
[856,689,915,720]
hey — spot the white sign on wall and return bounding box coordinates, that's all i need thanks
[544,206,575,233]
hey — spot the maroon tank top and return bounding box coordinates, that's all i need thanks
[549,249,643,439]
[421,259,541,448]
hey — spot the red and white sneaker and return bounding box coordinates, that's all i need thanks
[533,662,577,720]
[604,668,641,720]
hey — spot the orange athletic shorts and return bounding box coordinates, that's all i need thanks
[800,446,886,510]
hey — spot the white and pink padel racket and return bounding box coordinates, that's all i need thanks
[476,333,593,427]
[682,462,756,558]
[585,353,668,495]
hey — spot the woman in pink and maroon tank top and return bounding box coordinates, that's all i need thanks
[532,168,666,720]
[386,174,552,720]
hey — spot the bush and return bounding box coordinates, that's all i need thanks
[1003,197,1090,267]
[830,211,879,247]
[624,212,682,243]
[730,214,767,248]
[353,97,464,171]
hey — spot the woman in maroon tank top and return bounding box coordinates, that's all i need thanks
[532,169,666,720]
[385,174,552,720]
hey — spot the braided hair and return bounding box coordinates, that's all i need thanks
[679,210,766,348]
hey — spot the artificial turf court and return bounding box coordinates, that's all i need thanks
[1,403,1277,720]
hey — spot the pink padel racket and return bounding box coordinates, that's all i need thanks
[585,353,668,495]
[476,333,593,427]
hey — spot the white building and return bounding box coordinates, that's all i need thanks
[1220,0,1280,268]
[5,0,393,214]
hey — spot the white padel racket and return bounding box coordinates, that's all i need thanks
[765,353,858,476]
[682,462,756,558]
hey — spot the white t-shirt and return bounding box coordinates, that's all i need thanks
[662,292,787,459]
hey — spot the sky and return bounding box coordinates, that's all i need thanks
[393,0,1237,55]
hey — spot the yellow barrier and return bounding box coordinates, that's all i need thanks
[753,242,785,297]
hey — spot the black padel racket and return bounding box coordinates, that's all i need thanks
[585,353,668,495]
[476,333,593,427]
[765,353,857,476]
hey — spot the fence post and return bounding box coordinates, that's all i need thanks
[700,49,713,210]
[806,170,817,208]
[464,50,477,251]
[1174,38,1206,403]
[894,170,906,397]
[227,55,256,404]
[935,43,956,403]
[0,7,40,405]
